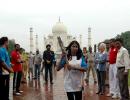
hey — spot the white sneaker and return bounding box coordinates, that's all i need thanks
[15,92,22,96]
[19,90,23,93]
[106,93,113,97]
[118,94,121,99]
[112,94,119,99]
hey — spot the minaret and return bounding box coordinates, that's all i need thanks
[44,37,46,51]
[35,33,38,51]
[79,34,82,48]
[88,27,92,48]
[30,27,34,53]
[59,16,61,22]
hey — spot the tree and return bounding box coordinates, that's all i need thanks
[120,31,130,54]
[101,31,130,53]
[8,39,15,56]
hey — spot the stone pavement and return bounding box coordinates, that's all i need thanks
[9,73,13,100]
[11,69,118,100]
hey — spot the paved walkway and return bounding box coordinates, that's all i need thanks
[11,69,118,100]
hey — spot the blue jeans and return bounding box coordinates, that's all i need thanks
[34,64,41,79]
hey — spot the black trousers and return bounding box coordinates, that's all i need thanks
[117,67,129,100]
[13,71,22,92]
[67,91,82,100]
[0,75,10,100]
[45,64,53,82]
[96,70,106,93]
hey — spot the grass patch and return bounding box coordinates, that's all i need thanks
[129,70,130,86]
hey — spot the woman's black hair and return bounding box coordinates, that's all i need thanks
[66,41,82,60]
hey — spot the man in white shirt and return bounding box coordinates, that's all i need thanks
[115,38,130,100]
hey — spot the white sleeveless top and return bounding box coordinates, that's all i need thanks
[64,56,83,92]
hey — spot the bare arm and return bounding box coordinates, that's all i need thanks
[0,61,13,73]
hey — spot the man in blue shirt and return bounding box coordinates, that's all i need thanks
[0,37,13,100]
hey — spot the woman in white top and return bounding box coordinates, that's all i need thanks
[59,41,86,100]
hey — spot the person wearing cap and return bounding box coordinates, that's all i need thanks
[43,44,55,84]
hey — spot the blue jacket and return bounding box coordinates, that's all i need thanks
[95,52,107,71]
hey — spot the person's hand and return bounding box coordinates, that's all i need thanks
[46,60,51,64]
[106,60,109,62]
[66,64,72,70]
[8,68,14,73]
[61,52,66,58]
[11,63,14,67]
[95,59,98,64]
[123,71,128,76]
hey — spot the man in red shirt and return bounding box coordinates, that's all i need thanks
[11,44,23,96]
[106,39,120,99]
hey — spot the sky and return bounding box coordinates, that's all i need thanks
[0,0,130,52]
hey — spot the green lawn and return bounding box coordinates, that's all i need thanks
[129,70,130,86]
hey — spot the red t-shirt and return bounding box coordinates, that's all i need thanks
[11,50,22,72]
[109,47,118,64]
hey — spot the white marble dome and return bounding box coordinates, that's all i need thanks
[52,21,67,34]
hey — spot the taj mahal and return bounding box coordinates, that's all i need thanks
[29,18,92,55]
[44,18,76,55]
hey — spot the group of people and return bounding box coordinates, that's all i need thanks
[28,44,55,84]
[57,38,130,100]
[0,36,56,100]
[108,38,130,100]
[0,36,130,100]
[94,38,130,100]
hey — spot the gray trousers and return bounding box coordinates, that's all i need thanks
[86,62,96,82]
[117,67,129,100]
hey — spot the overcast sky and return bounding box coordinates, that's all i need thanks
[0,0,130,52]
